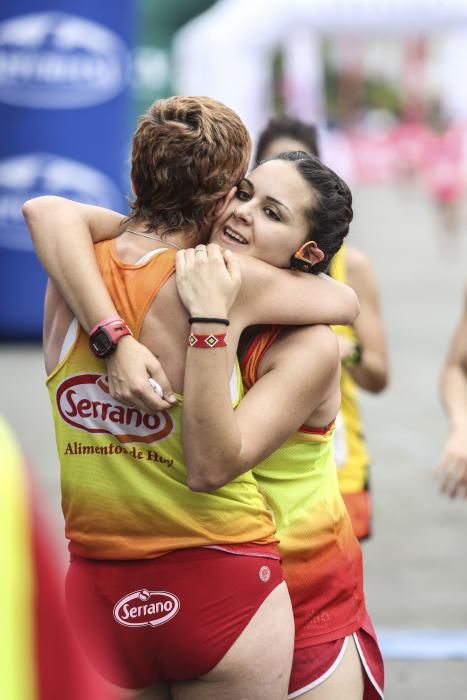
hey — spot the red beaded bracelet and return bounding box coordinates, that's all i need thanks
[188,332,228,348]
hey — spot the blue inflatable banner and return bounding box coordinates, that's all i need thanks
[0,1,134,339]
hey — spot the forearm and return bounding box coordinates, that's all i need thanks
[349,349,388,393]
[441,365,467,430]
[183,323,243,491]
[23,196,122,330]
[238,257,359,327]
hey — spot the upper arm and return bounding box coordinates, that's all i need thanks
[347,249,388,361]
[232,326,339,471]
[23,196,124,243]
[234,255,359,328]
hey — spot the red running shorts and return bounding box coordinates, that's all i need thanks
[288,609,384,699]
[65,546,283,689]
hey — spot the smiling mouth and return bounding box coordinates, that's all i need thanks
[223,225,248,245]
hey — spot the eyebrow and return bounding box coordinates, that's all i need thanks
[240,178,294,219]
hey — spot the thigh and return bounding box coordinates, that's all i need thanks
[301,637,364,700]
[170,581,294,700]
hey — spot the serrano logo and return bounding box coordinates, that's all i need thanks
[56,373,174,443]
[0,12,131,108]
[113,589,180,628]
[0,153,123,251]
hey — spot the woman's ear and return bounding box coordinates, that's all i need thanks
[290,240,324,273]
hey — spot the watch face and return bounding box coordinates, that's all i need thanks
[90,329,113,357]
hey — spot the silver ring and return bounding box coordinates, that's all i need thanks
[148,378,164,398]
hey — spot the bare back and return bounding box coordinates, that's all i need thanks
[44,234,244,385]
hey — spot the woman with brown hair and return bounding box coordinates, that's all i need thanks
[24,97,359,699]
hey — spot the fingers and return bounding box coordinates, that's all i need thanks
[436,459,467,499]
[146,362,176,404]
[107,374,173,414]
[184,243,226,267]
[223,249,241,285]
[175,249,186,274]
[106,338,177,414]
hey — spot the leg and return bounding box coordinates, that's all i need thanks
[170,581,294,700]
[300,637,364,700]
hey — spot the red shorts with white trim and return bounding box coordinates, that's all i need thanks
[289,609,384,699]
[65,547,283,689]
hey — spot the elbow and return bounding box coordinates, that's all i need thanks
[187,473,226,493]
[339,288,360,325]
[186,458,226,493]
[371,377,388,394]
[364,369,389,394]
[186,455,240,493]
[22,196,61,231]
[349,291,360,324]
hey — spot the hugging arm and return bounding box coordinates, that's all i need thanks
[176,246,339,491]
[234,254,359,329]
[23,196,123,330]
[22,197,356,412]
[22,196,175,412]
[436,288,467,497]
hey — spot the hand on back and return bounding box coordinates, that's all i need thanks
[176,244,241,318]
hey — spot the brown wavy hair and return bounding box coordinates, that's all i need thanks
[129,96,251,243]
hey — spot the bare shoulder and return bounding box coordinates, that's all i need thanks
[266,324,339,369]
[345,245,373,279]
[345,246,380,300]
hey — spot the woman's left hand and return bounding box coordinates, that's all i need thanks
[175,243,241,317]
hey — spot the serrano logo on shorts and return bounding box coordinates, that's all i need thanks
[56,373,174,443]
[113,589,180,628]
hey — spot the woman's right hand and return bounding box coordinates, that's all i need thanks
[175,243,241,317]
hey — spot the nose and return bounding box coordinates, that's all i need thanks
[233,202,252,225]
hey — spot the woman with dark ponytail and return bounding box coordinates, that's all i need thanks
[256,117,389,543]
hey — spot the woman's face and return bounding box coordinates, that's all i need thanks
[210,159,317,268]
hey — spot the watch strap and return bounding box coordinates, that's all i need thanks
[89,318,132,358]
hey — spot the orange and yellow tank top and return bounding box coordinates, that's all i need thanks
[242,327,365,645]
[47,241,277,560]
[330,245,370,494]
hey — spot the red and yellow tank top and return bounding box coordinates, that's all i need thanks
[330,245,370,494]
[242,327,365,645]
[47,241,277,560]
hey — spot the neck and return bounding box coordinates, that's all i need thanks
[126,219,199,250]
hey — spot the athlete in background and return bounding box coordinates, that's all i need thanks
[437,285,467,498]
[255,116,389,539]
